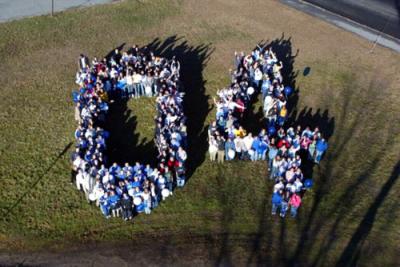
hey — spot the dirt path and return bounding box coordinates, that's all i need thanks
[0,234,260,266]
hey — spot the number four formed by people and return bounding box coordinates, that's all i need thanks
[209,45,327,219]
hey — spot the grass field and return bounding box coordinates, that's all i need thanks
[0,0,399,265]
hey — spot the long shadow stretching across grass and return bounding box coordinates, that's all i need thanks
[336,160,400,266]
[248,35,334,266]
[104,36,213,182]
[207,34,335,266]
[241,34,299,134]
[243,34,301,266]
[287,72,397,267]
[3,142,73,217]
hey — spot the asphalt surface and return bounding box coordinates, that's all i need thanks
[304,0,400,40]
[0,0,113,22]
[282,0,400,52]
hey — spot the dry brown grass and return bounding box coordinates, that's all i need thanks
[0,0,399,265]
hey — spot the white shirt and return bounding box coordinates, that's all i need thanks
[254,68,263,81]
[73,157,83,170]
[209,139,218,153]
[294,180,303,192]
[126,75,133,85]
[178,150,187,161]
[286,183,296,193]
[243,135,254,151]
[81,107,91,119]
[274,182,284,193]
[102,173,112,184]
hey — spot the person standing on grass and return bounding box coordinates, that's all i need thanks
[121,193,133,221]
[272,190,283,215]
[99,192,111,219]
[308,137,317,161]
[164,166,174,194]
[243,133,254,158]
[280,191,290,218]
[150,182,158,209]
[126,69,134,98]
[176,161,186,187]
[109,191,122,218]
[79,54,89,70]
[177,146,187,163]
[268,143,278,171]
[289,193,302,218]
[315,138,328,164]
[208,136,218,161]
[250,136,261,161]
[142,188,152,215]
[216,135,225,163]
[225,137,236,161]
[273,178,285,193]
[257,136,268,161]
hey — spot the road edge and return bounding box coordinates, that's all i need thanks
[280,0,400,53]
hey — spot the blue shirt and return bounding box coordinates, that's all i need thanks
[316,140,328,152]
[272,192,282,205]
[133,164,143,173]
[109,165,121,175]
[225,140,236,151]
[108,195,120,207]
[258,141,268,153]
[251,138,261,151]
[268,147,278,159]
[99,195,109,208]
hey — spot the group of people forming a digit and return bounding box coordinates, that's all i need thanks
[208,45,328,218]
[71,46,187,221]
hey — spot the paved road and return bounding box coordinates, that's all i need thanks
[282,0,400,52]
[304,0,400,39]
[0,0,113,22]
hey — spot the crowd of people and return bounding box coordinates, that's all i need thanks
[71,46,187,221]
[208,45,328,218]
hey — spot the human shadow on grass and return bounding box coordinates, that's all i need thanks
[146,36,214,180]
[103,36,214,181]
[285,73,398,267]
[242,34,301,266]
[242,105,335,266]
[241,34,300,134]
[206,34,334,266]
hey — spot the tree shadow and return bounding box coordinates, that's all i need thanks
[2,142,73,217]
[266,56,398,267]
[104,36,214,182]
[335,160,400,266]
[209,34,334,266]
[243,106,335,266]
[286,70,398,266]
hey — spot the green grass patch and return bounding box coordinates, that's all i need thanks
[0,0,399,265]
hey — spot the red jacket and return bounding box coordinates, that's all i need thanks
[167,159,179,170]
[289,194,302,208]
